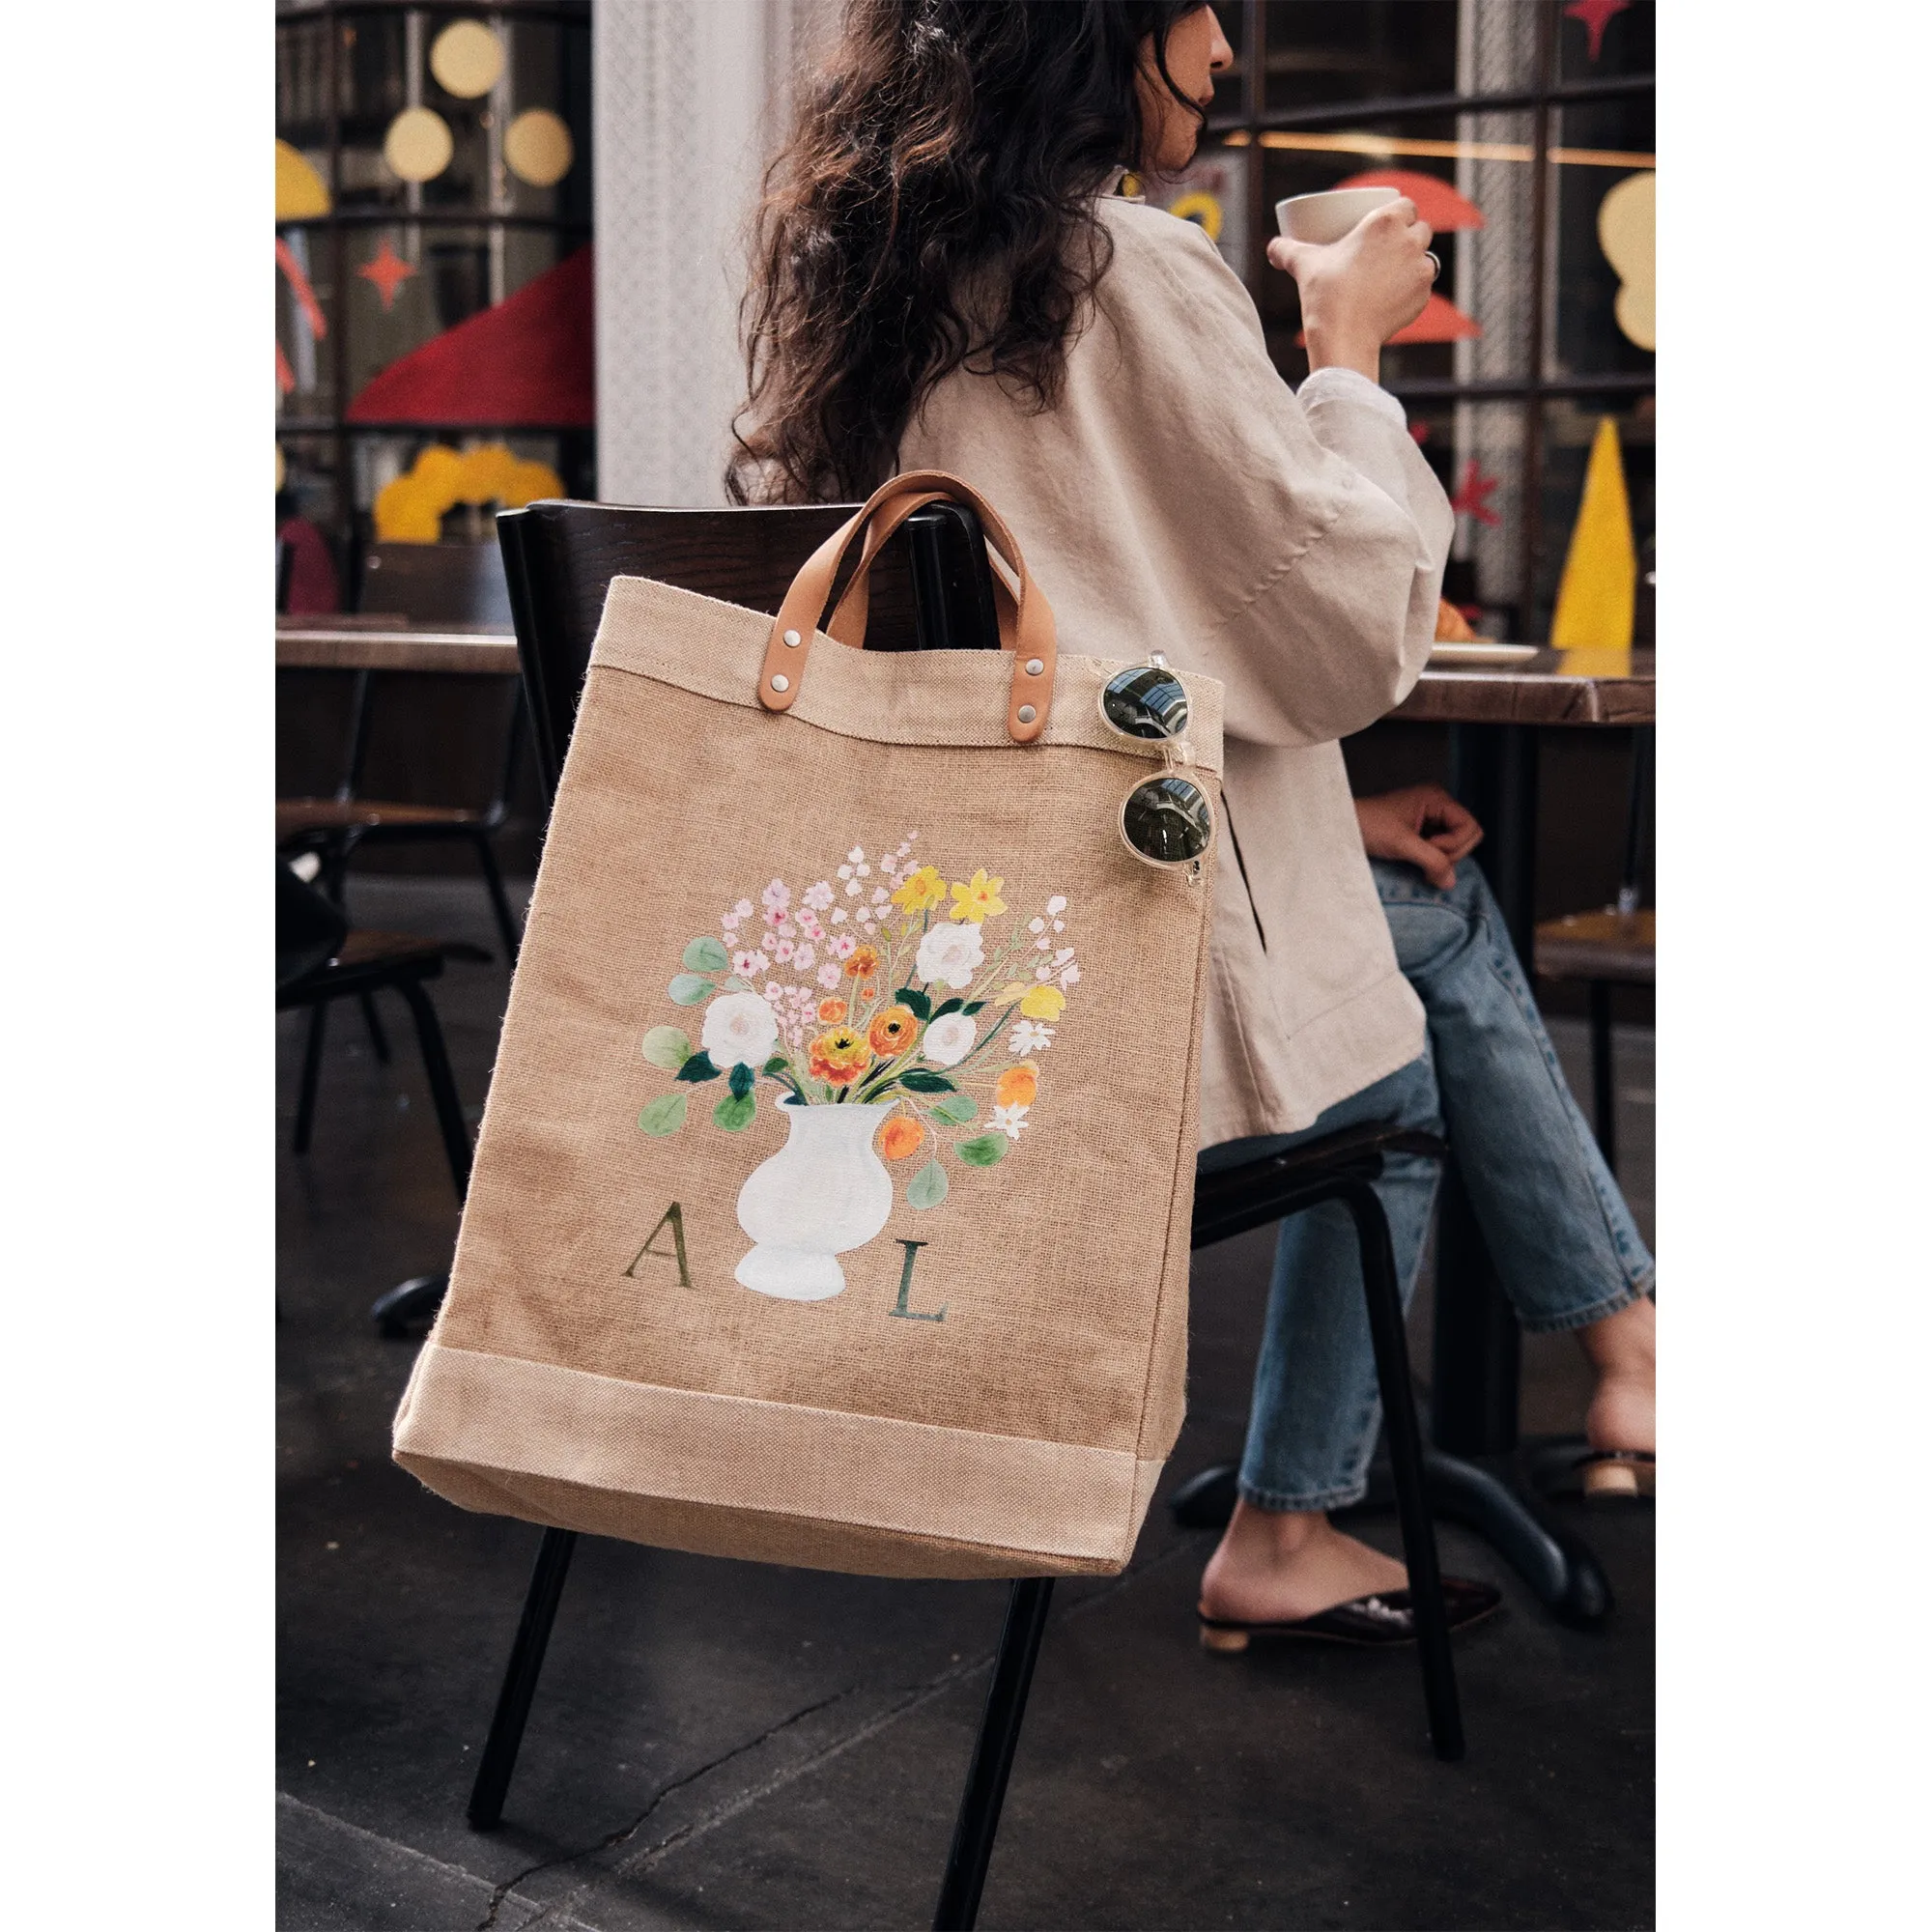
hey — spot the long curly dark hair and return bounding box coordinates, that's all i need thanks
[727,0,1208,504]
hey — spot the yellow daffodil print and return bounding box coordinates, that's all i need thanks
[892,864,949,913]
[950,868,1008,923]
[1018,984,1066,1022]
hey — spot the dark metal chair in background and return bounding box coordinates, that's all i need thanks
[277,540,526,966]
[276,861,472,1209]
[1534,724,1655,1175]
[442,497,1469,1932]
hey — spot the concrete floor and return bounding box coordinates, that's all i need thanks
[279,875,1654,1931]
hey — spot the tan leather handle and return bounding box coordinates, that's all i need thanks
[758,469,1057,744]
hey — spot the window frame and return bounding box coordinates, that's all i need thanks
[1208,0,1655,636]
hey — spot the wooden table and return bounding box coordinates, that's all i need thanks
[276,619,521,676]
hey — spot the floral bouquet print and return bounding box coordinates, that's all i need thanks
[637,834,1077,1299]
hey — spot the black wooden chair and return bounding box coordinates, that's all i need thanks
[277,540,526,965]
[450,497,1466,1932]
[276,861,472,1209]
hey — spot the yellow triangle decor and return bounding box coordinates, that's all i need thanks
[275,139,331,220]
[1549,415,1636,655]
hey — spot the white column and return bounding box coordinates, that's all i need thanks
[593,0,838,506]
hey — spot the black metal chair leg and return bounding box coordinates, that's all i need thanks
[1341,1180,1464,1763]
[933,1577,1055,1932]
[471,831,522,966]
[395,977,472,1203]
[1588,980,1616,1172]
[293,1000,328,1153]
[358,991,392,1064]
[469,1526,579,1830]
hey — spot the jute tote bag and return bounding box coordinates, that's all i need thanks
[393,471,1224,1579]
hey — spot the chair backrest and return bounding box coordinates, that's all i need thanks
[497,498,1001,800]
[359,540,515,626]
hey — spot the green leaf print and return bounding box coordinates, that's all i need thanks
[895,986,933,1020]
[682,936,730,973]
[906,1161,949,1208]
[640,1026,693,1071]
[930,1093,979,1125]
[728,1061,754,1099]
[956,1133,1008,1168]
[713,1091,755,1131]
[638,1094,688,1137]
[931,997,962,1018]
[761,1055,791,1077]
[898,1070,956,1094]
[668,973,713,1006]
[675,1050,723,1084]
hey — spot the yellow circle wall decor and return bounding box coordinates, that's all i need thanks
[384,106,455,185]
[503,109,573,187]
[430,20,505,99]
[1597,171,1656,353]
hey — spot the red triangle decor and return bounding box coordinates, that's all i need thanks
[1388,293,1483,344]
[347,244,594,426]
[1334,169,1486,233]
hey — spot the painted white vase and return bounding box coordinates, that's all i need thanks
[734,1099,895,1300]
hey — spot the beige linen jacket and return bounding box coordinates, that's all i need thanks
[900,194,1455,1147]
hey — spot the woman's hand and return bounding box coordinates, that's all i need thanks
[1268,201,1436,382]
[1354,783,1483,890]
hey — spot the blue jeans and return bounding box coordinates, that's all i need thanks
[1199,860,1655,1514]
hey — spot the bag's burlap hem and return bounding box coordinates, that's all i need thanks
[392,1459,1130,1580]
[393,1342,1162,1572]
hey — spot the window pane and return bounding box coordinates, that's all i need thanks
[1534,394,1656,643]
[333,11,590,217]
[1558,0,1655,83]
[1262,1,1467,111]
[276,225,335,419]
[1548,95,1656,381]
[1406,399,1529,641]
[1253,112,1536,385]
[340,224,579,406]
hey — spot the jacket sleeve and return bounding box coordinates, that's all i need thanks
[1094,208,1455,748]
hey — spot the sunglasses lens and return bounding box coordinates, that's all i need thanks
[1101,665,1190,742]
[1122,776,1213,864]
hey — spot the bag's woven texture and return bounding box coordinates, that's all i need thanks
[394,570,1222,1578]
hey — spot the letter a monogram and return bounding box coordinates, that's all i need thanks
[625,1203,693,1289]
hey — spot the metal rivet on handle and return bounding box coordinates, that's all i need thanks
[1025,658,1043,677]
[771,673,790,693]
[782,629,801,646]
[1016,704,1037,724]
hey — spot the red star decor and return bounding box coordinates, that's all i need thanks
[1564,0,1630,62]
[356,237,418,311]
[1450,460,1501,527]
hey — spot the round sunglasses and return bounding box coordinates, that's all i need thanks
[1097,657,1215,874]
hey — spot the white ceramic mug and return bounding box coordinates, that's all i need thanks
[1275,185,1402,245]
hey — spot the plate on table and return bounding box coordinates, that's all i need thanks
[1428,641,1542,667]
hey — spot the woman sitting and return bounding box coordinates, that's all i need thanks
[731,0,1652,1645]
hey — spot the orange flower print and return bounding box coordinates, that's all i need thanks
[995,1064,1038,1109]
[868,1005,919,1058]
[816,997,848,1024]
[808,1027,872,1087]
[846,943,882,981]
[879,1114,925,1161]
